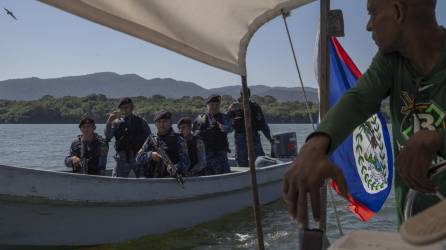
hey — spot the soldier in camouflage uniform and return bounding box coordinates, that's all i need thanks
[177,117,207,176]
[228,88,274,167]
[105,97,151,177]
[136,110,190,178]
[65,117,109,175]
[193,94,233,174]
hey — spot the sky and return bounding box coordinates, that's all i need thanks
[1,1,445,89]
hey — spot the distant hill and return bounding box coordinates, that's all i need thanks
[0,72,318,103]
[209,85,318,103]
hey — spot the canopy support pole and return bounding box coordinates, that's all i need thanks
[319,0,330,235]
[281,9,343,237]
[241,75,265,250]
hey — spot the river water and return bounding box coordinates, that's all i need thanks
[0,124,397,250]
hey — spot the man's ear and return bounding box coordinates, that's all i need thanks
[393,1,406,24]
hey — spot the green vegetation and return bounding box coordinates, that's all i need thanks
[0,95,392,124]
[0,94,319,124]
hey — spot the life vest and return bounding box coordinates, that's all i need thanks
[114,115,147,154]
[195,113,229,153]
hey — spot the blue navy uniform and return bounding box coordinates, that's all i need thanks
[228,100,272,167]
[65,134,109,175]
[193,112,233,174]
[136,128,190,178]
[182,134,207,176]
[105,114,151,177]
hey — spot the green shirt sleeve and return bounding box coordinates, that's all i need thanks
[314,53,396,153]
[436,128,446,158]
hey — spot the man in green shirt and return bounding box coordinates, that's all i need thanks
[283,0,446,227]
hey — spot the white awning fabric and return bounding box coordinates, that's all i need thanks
[40,0,315,76]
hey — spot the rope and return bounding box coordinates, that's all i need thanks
[281,11,344,237]
[281,11,316,130]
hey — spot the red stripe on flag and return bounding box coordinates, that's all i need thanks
[331,181,375,222]
[330,37,362,79]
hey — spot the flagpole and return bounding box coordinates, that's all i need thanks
[319,0,330,234]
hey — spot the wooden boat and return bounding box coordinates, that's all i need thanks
[0,159,289,246]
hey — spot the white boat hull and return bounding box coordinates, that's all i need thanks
[0,162,288,246]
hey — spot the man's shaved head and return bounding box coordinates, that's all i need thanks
[402,0,437,21]
[367,0,439,53]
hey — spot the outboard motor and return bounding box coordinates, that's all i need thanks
[271,132,298,158]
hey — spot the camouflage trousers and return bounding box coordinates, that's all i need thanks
[205,151,230,175]
[234,132,265,167]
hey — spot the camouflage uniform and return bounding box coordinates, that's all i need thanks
[65,133,109,175]
[105,114,151,177]
[193,112,233,174]
[136,128,190,178]
[182,134,207,176]
[228,100,272,167]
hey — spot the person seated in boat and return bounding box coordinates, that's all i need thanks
[283,0,446,227]
[105,97,151,178]
[193,94,233,175]
[65,116,109,175]
[177,117,207,176]
[227,88,274,167]
[136,110,190,178]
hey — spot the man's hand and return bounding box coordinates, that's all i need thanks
[217,122,224,132]
[395,130,442,194]
[151,152,162,162]
[71,156,81,167]
[283,135,348,228]
[167,164,177,176]
[106,111,119,124]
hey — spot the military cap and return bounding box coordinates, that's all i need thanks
[177,117,192,128]
[79,116,95,128]
[206,94,221,104]
[154,110,172,122]
[118,97,133,108]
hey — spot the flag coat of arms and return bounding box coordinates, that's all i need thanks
[327,37,394,221]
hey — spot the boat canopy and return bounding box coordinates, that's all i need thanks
[39,0,315,76]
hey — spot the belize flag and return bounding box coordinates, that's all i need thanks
[327,37,393,221]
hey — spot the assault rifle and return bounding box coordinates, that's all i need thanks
[79,137,89,174]
[148,135,185,187]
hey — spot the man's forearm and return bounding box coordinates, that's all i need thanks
[315,90,382,153]
[104,123,114,140]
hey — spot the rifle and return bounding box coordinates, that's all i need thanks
[79,137,89,174]
[148,134,185,187]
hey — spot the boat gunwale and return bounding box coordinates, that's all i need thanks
[0,161,289,206]
[0,161,289,183]
[0,177,283,207]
